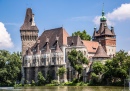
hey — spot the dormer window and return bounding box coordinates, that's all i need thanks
[92,47,96,50]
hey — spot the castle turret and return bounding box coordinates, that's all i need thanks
[92,8,116,57]
[20,8,39,56]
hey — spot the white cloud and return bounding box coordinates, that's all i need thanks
[93,3,130,26]
[0,22,14,49]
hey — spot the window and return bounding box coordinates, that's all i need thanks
[33,59,36,64]
[41,58,46,65]
[84,51,86,55]
[52,57,56,65]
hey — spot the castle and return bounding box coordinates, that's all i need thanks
[20,8,116,83]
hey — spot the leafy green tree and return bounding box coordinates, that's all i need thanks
[0,50,22,86]
[72,30,91,40]
[103,50,130,85]
[57,67,66,76]
[68,49,88,81]
[91,61,105,84]
[92,61,105,75]
[37,71,46,85]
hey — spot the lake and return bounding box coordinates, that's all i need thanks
[0,86,128,91]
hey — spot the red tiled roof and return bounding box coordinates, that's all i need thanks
[82,40,99,53]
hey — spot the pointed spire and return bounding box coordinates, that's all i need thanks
[111,26,115,35]
[93,43,109,58]
[55,36,62,53]
[100,3,107,21]
[102,3,105,16]
[20,8,38,31]
[45,37,50,53]
[36,39,40,54]
[26,47,32,55]
[93,26,97,37]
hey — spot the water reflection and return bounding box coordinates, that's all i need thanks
[0,86,125,91]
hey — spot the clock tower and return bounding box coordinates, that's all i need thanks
[20,8,39,56]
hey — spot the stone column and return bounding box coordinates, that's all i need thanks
[26,67,30,83]
[69,69,72,81]
[63,72,67,82]
[35,67,38,82]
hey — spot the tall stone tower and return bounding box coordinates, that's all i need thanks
[92,10,116,57]
[20,8,39,56]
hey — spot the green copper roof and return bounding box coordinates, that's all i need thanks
[100,10,107,21]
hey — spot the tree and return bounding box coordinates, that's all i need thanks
[57,67,66,76]
[72,30,91,40]
[103,50,130,85]
[68,49,89,81]
[37,72,46,85]
[0,50,22,86]
[57,67,66,82]
[91,61,105,84]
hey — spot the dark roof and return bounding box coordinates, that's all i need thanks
[20,8,38,31]
[93,12,115,37]
[101,26,114,35]
[67,36,84,46]
[34,27,69,50]
[93,44,110,58]
[93,23,115,37]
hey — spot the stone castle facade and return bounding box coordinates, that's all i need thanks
[20,8,116,83]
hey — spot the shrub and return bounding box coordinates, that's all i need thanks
[51,80,59,86]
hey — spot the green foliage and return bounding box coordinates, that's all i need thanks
[92,61,105,75]
[57,67,66,76]
[37,72,46,85]
[91,50,130,86]
[0,50,22,86]
[31,80,35,86]
[51,80,59,86]
[72,30,91,40]
[68,49,89,80]
[64,81,73,86]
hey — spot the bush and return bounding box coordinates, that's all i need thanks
[51,80,59,86]
[64,81,73,86]
[37,72,46,85]
[31,80,35,86]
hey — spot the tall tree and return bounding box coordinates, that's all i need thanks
[0,50,22,86]
[68,49,88,81]
[72,30,91,40]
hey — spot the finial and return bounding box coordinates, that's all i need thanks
[111,26,114,30]
[102,3,105,16]
[46,37,49,42]
[55,35,59,41]
[94,25,96,30]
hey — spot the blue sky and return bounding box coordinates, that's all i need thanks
[0,0,130,52]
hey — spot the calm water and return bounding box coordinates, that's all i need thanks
[0,86,128,91]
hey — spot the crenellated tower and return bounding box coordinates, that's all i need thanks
[20,8,39,56]
[92,9,116,57]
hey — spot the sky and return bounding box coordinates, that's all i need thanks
[0,0,130,53]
